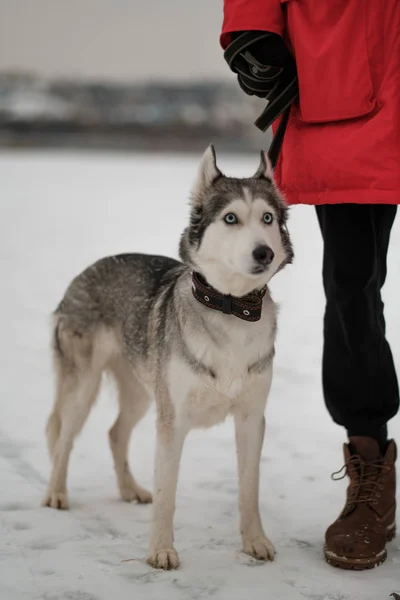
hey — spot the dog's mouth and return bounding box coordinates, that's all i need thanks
[251,265,268,275]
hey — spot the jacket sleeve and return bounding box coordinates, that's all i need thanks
[220,0,285,48]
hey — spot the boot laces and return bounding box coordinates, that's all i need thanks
[331,454,389,505]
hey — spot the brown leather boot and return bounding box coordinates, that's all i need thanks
[324,437,396,570]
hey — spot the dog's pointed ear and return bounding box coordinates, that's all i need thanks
[254,150,274,181]
[191,144,222,201]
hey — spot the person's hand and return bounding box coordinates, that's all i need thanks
[224,31,297,104]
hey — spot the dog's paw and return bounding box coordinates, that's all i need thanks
[41,491,69,510]
[120,485,152,504]
[147,548,180,570]
[243,535,275,561]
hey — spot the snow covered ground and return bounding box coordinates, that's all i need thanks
[1,150,399,600]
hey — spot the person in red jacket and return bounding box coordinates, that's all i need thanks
[221,0,399,570]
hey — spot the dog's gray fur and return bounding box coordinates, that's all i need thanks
[42,146,293,570]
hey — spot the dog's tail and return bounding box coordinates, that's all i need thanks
[51,312,79,372]
[53,316,64,359]
[46,314,65,458]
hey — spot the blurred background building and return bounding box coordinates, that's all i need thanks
[0,1,270,153]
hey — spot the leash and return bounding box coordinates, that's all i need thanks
[251,58,298,168]
[264,105,291,169]
[223,31,298,168]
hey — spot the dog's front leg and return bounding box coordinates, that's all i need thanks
[147,412,186,570]
[234,388,275,561]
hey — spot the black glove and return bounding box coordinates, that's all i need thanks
[224,31,297,100]
[224,31,298,135]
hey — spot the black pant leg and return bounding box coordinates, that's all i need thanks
[315,204,399,444]
[375,205,396,333]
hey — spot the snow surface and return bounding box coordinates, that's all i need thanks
[1,150,399,600]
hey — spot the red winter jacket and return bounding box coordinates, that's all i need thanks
[221,0,400,206]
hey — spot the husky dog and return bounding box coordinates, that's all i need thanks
[43,146,293,569]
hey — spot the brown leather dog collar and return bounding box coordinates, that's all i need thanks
[191,272,267,322]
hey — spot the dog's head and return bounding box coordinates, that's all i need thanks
[179,145,293,297]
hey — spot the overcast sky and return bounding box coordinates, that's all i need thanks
[0,0,231,82]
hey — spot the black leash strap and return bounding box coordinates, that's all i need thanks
[254,73,297,167]
[224,31,298,168]
[265,104,291,169]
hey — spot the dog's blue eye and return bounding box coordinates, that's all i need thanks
[224,213,238,225]
[263,212,273,224]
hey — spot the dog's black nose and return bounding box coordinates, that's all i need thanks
[253,245,274,265]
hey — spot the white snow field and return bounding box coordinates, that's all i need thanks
[1,150,399,600]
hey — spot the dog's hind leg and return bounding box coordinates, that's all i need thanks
[108,358,152,504]
[43,329,102,509]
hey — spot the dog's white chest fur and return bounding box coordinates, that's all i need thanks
[168,302,276,429]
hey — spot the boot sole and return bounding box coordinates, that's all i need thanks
[324,523,396,571]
